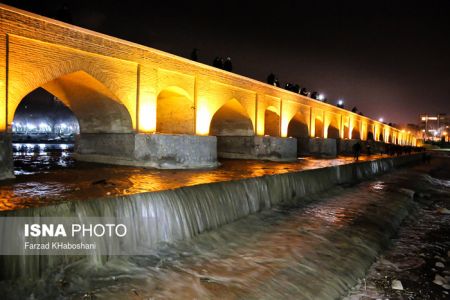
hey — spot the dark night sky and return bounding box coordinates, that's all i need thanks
[4,0,450,124]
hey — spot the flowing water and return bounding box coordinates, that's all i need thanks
[1,143,412,211]
[0,152,436,299]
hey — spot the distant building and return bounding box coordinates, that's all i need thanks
[419,113,449,142]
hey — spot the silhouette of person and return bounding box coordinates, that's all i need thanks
[351,106,358,113]
[190,48,199,61]
[224,57,232,71]
[213,57,224,69]
[352,142,362,161]
[267,73,276,85]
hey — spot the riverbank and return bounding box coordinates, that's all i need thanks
[345,156,450,299]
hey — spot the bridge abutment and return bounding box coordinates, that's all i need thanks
[0,133,14,180]
[216,136,297,161]
[74,133,218,169]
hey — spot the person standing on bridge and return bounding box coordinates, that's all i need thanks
[352,142,362,161]
[224,57,233,71]
[213,57,224,69]
[190,48,199,61]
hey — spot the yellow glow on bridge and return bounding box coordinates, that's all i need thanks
[139,100,156,133]
[196,105,212,136]
[0,4,417,146]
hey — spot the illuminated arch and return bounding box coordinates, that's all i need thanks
[14,70,134,133]
[264,106,280,136]
[367,128,374,140]
[327,118,340,139]
[287,111,309,138]
[314,115,324,138]
[209,99,254,136]
[351,126,361,139]
[156,86,194,134]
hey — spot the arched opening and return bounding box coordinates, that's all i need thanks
[156,87,194,134]
[327,123,340,139]
[367,131,374,140]
[314,117,324,138]
[351,126,361,139]
[264,106,280,136]
[388,134,393,143]
[379,133,384,142]
[11,70,134,171]
[287,112,309,138]
[12,88,80,172]
[209,99,254,136]
[40,71,133,133]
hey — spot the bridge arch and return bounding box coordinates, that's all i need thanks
[209,99,254,136]
[287,111,309,138]
[264,106,280,136]
[314,115,324,138]
[156,86,195,134]
[326,116,340,139]
[351,127,361,139]
[367,127,375,140]
[13,70,134,134]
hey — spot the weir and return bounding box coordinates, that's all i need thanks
[0,154,421,280]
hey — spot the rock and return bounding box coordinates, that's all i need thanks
[437,207,450,214]
[443,284,450,290]
[436,262,445,268]
[391,279,403,290]
[398,188,415,198]
[418,192,431,198]
[434,274,446,286]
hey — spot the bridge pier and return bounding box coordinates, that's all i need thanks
[297,137,337,157]
[74,133,218,169]
[0,133,14,180]
[216,136,297,161]
[337,139,361,155]
[338,139,387,155]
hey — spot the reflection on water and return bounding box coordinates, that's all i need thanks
[12,143,75,175]
[0,146,415,211]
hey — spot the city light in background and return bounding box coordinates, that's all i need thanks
[11,120,79,135]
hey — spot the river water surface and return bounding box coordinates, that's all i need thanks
[0,146,447,299]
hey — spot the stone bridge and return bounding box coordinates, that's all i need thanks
[0,4,416,179]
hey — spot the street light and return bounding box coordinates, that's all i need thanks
[378,118,384,123]
[317,94,325,101]
[337,99,344,108]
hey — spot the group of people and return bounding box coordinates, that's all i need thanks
[352,141,424,161]
[190,48,233,71]
[212,57,233,71]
